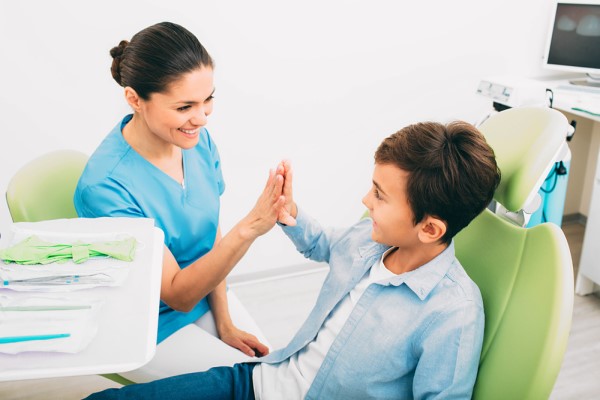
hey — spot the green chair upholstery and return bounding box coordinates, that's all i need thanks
[478,106,569,214]
[6,150,89,222]
[455,210,573,399]
[454,107,574,399]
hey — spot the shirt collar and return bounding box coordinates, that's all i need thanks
[359,241,456,301]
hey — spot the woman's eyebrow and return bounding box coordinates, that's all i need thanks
[177,88,216,105]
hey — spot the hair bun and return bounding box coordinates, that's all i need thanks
[110,40,129,59]
[110,40,129,86]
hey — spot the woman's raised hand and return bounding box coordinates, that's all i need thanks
[240,166,287,239]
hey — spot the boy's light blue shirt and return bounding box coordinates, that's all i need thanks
[74,115,225,343]
[260,209,484,400]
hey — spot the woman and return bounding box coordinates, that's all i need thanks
[74,21,293,381]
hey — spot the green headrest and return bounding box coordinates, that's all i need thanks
[478,107,568,213]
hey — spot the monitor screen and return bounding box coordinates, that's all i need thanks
[543,1,600,78]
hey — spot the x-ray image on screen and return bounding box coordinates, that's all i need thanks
[547,3,600,70]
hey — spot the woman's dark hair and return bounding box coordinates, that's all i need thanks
[110,22,213,100]
[374,121,501,244]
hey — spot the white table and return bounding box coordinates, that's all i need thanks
[0,217,164,381]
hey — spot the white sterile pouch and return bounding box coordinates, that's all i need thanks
[0,295,103,354]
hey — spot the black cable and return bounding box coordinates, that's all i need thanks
[568,120,576,142]
[546,88,554,108]
[540,165,559,193]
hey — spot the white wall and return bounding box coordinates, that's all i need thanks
[0,0,557,276]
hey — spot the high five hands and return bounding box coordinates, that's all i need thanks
[242,160,297,240]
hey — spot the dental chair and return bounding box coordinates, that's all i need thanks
[5,149,270,386]
[6,150,88,222]
[454,107,574,399]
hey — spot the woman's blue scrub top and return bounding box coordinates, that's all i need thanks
[74,114,225,343]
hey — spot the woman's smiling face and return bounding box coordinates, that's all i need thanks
[138,66,215,149]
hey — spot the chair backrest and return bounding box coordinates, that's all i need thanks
[478,107,569,214]
[455,107,574,399]
[6,150,88,222]
[455,210,573,399]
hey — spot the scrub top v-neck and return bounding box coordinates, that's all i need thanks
[74,114,226,343]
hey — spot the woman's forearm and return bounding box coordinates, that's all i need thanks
[207,280,232,333]
[160,220,257,311]
[161,167,285,311]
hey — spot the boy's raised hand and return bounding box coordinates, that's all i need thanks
[277,160,297,226]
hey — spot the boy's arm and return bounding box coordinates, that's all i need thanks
[412,300,484,400]
[279,206,338,263]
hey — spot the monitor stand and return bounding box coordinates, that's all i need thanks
[570,74,600,88]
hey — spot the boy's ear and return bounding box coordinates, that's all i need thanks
[124,87,142,112]
[418,216,447,244]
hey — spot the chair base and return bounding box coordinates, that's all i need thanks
[101,373,136,386]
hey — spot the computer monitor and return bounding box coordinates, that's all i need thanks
[543,0,600,87]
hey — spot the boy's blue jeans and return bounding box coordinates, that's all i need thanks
[85,363,257,400]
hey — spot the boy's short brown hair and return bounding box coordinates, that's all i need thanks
[375,121,501,244]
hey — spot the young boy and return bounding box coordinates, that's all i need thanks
[87,120,501,400]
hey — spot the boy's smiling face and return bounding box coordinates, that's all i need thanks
[362,163,422,248]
